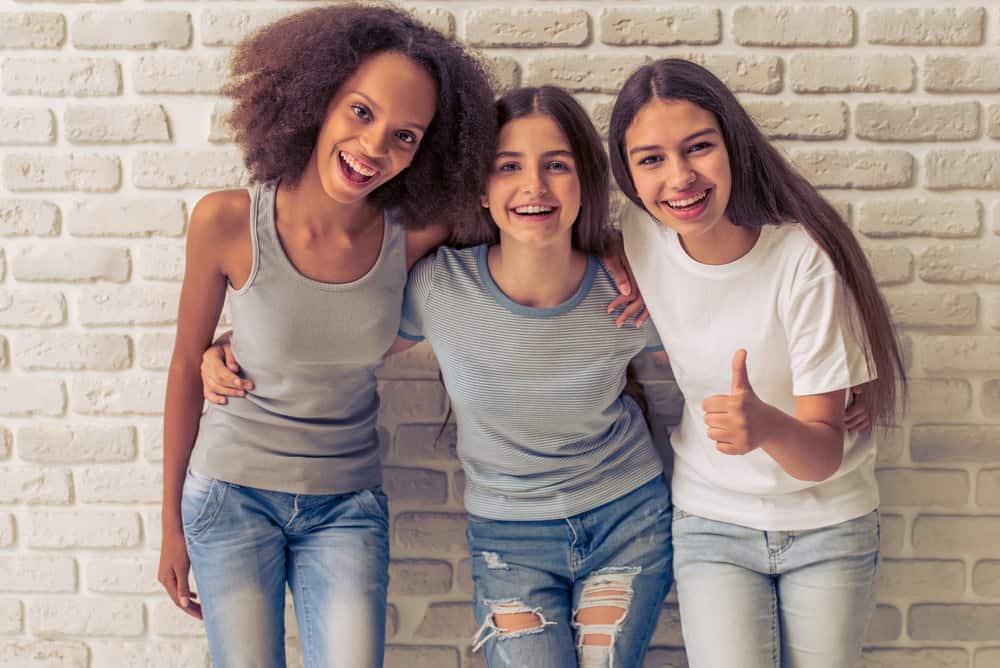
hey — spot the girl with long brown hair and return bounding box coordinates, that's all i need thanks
[608,58,905,667]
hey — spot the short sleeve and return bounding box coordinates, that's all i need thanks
[640,317,664,353]
[398,253,437,342]
[784,259,874,396]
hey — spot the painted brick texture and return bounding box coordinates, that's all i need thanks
[0,2,997,666]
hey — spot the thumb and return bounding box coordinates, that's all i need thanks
[731,349,751,394]
[176,568,192,608]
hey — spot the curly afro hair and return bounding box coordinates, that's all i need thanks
[223,3,497,227]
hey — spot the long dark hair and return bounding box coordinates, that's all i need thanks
[608,59,905,427]
[455,86,612,253]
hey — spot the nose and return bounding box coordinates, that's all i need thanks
[519,165,547,195]
[666,157,696,190]
[359,125,390,159]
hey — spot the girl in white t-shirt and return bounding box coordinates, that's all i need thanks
[607,58,906,667]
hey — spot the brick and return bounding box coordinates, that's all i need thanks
[791,150,912,189]
[134,55,227,94]
[0,428,9,460]
[0,467,71,504]
[78,285,179,325]
[864,605,902,643]
[3,58,120,97]
[414,601,475,640]
[0,600,21,634]
[376,341,439,380]
[71,375,166,415]
[526,54,649,94]
[72,11,190,49]
[455,557,472,595]
[467,9,588,47]
[0,289,65,327]
[928,151,1000,190]
[978,470,1000,506]
[913,515,1000,557]
[393,423,457,462]
[865,247,912,286]
[17,424,136,463]
[138,332,173,370]
[644,649,688,667]
[138,243,184,281]
[383,467,448,505]
[133,150,247,189]
[199,9,292,46]
[0,377,64,416]
[907,378,972,419]
[865,8,984,46]
[919,245,1000,283]
[0,12,64,48]
[70,199,185,237]
[30,598,143,637]
[12,245,129,282]
[880,513,905,557]
[393,512,466,553]
[0,556,75,592]
[378,381,446,421]
[976,648,1000,668]
[77,465,161,503]
[452,468,464,504]
[744,100,846,140]
[921,337,1000,372]
[0,199,59,236]
[909,604,1000,641]
[388,559,452,596]
[858,199,980,238]
[208,102,233,143]
[25,510,140,549]
[926,56,1000,93]
[0,641,87,668]
[984,380,1000,417]
[384,646,459,668]
[148,599,205,638]
[912,426,1000,464]
[856,102,979,142]
[143,509,161,551]
[885,292,977,328]
[973,560,1000,596]
[690,54,783,94]
[13,333,130,370]
[487,57,520,92]
[790,55,914,93]
[141,423,163,461]
[0,107,54,144]
[878,469,969,508]
[600,7,719,46]
[89,641,208,667]
[861,648,968,668]
[65,104,169,144]
[989,104,1000,140]
[411,9,453,37]
[733,6,853,47]
[5,153,119,192]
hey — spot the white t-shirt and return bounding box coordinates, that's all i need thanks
[622,203,877,531]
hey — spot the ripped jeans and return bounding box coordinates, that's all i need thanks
[466,475,673,668]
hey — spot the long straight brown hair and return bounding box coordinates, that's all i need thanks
[608,59,906,427]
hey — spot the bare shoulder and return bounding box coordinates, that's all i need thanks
[189,189,251,244]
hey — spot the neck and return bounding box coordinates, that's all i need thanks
[278,156,379,236]
[488,234,586,308]
[681,219,761,265]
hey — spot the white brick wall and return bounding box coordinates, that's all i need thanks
[0,1,997,666]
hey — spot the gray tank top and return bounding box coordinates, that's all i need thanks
[189,180,407,494]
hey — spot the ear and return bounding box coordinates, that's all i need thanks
[480,196,489,208]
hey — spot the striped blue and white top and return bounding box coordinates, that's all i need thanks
[399,244,665,521]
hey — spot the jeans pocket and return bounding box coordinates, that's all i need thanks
[181,470,227,541]
[353,487,389,527]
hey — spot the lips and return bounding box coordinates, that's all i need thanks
[665,189,709,210]
[338,150,380,185]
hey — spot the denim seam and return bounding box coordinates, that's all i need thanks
[769,576,779,668]
[185,481,229,544]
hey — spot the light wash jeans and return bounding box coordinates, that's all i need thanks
[467,475,674,668]
[181,468,390,668]
[672,508,879,668]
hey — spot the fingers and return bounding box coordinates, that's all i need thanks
[701,394,731,414]
[606,293,633,314]
[222,342,240,372]
[175,575,203,620]
[731,349,751,394]
[616,298,646,328]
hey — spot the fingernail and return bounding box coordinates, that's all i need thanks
[180,596,189,607]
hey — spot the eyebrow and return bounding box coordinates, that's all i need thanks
[628,128,719,156]
[351,90,429,132]
[495,149,575,159]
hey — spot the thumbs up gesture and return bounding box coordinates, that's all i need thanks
[702,349,766,455]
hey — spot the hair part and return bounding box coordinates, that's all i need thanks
[456,86,612,254]
[223,3,496,227]
[608,59,906,427]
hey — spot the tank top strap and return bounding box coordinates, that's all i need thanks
[382,207,408,277]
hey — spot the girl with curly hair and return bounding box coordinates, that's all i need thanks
[158,5,497,666]
[608,59,904,667]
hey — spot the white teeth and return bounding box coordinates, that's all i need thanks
[514,205,554,214]
[341,152,376,177]
[667,191,708,209]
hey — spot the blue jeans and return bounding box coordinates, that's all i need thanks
[181,469,390,668]
[672,508,879,668]
[467,475,673,668]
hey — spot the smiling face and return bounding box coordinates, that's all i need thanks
[484,113,582,248]
[625,97,741,258]
[311,51,437,204]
